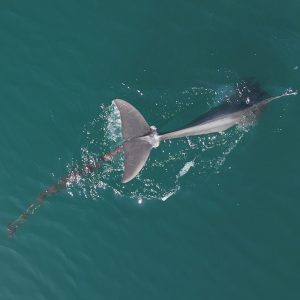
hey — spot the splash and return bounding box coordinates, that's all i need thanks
[66,85,248,203]
[177,160,195,178]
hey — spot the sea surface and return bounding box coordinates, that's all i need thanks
[0,1,300,299]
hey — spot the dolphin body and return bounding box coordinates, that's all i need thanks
[113,81,296,183]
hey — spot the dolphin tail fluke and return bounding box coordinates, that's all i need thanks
[122,138,152,183]
[113,99,154,183]
[113,99,151,140]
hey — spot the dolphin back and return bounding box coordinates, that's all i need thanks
[185,79,269,127]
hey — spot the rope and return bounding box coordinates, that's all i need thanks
[7,145,123,238]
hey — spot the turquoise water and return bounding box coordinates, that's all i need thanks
[1,1,300,299]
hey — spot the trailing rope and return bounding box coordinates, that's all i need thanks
[7,145,123,238]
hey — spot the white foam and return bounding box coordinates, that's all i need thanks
[161,186,180,201]
[177,160,195,178]
[66,83,251,202]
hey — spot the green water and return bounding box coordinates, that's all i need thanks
[1,1,300,299]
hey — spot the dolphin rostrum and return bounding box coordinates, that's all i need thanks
[113,81,297,183]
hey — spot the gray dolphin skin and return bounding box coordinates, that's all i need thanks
[113,81,297,183]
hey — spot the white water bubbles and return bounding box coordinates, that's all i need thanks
[65,103,123,200]
[66,85,250,203]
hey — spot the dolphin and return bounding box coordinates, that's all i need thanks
[6,80,297,237]
[113,80,297,183]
